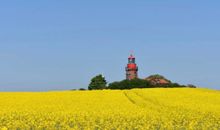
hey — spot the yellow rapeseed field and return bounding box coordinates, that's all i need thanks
[0,88,220,130]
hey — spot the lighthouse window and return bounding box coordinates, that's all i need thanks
[129,59,135,63]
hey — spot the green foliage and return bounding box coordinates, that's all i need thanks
[88,74,189,90]
[108,75,188,89]
[79,88,86,91]
[88,75,107,90]
[108,79,151,90]
[187,84,197,88]
[155,83,187,88]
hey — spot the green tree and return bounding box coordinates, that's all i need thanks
[88,75,107,90]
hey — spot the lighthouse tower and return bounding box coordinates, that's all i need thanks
[126,54,138,80]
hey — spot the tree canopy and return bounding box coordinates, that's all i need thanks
[88,75,107,90]
[88,74,192,90]
[108,79,151,90]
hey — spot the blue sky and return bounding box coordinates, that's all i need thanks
[0,1,220,91]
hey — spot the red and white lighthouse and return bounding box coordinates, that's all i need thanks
[126,54,138,80]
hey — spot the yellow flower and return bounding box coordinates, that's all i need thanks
[0,88,219,129]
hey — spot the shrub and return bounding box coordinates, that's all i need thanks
[108,79,151,90]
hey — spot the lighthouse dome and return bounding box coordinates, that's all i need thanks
[128,54,135,59]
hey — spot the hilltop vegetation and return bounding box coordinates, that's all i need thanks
[0,88,219,129]
[88,74,191,90]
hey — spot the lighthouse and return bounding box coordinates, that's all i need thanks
[126,54,138,80]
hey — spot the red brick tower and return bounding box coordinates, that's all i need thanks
[126,54,138,80]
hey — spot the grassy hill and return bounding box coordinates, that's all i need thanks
[0,88,220,129]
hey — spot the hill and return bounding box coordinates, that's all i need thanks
[0,88,220,129]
